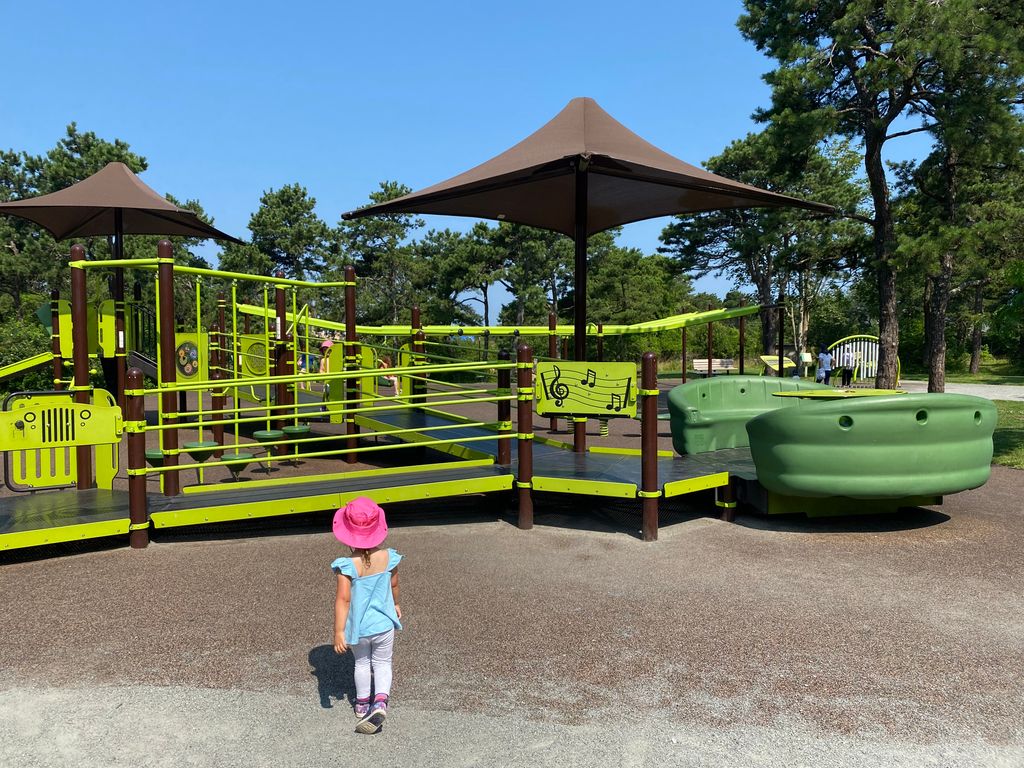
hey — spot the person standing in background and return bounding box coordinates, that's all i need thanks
[817,344,834,385]
[840,346,855,387]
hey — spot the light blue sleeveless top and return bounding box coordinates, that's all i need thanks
[331,549,403,645]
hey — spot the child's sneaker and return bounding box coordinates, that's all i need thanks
[354,695,388,735]
[353,697,370,719]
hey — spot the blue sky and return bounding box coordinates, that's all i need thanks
[2,0,931,302]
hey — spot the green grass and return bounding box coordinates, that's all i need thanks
[994,401,1024,470]
[902,359,1024,385]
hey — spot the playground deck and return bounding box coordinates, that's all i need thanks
[0,390,738,551]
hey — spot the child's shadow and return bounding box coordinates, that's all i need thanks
[308,645,355,709]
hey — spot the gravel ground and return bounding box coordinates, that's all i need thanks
[2,464,1023,767]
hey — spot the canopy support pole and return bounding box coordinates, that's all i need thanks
[573,161,588,453]
[113,210,127,411]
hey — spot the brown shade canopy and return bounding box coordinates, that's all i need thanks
[345,96,833,388]
[0,161,242,243]
[343,97,833,235]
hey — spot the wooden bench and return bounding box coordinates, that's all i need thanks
[691,358,737,377]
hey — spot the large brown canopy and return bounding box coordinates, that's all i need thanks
[0,161,241,243]
[343,97,832,235]
[343,97,833,387]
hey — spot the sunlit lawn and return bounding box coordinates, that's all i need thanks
[994,401,1024,470]
[903,359,1024,385]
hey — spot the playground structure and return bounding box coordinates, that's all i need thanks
[1,239,778,552]
[0,242,995,554]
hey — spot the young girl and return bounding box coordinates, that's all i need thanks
[332,497,403,735]
[378,355,401,396]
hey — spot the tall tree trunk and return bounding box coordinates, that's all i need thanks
[922,278,934,368]
[795,270,811,378]
[969,283,984,374]
[924,253,954,393]
[925,146,960,393]
[864,132,899,388]
[756,277,777,354]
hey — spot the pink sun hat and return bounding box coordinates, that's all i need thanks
[333,496,388,549]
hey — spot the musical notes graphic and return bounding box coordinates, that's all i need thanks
[536,362,637,418]
[540,366,571,406]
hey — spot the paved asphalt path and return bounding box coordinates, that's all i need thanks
[2,462,1023,767]
[899,379,1024,401]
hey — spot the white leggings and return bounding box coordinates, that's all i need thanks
[352,629,394,699]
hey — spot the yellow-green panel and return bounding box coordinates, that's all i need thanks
[535,361,637,418]
[588,446,674,458]
[361,345,377,399]
[1,399,123,451]
[173,332,209,382]
[152,474,513,528]
[0,518,129,551]
[238,333,272,377]
[97,299,116,357]
[663,471,729,498]
[532,475,637,498]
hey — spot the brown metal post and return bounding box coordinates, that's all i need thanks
[739,300,746,375]
[273,279,289,454]
[70,245,93,489]
[210,327,225,459]
[717,478,737,523]
[548,312,558,433]
[217,293,227,377]
[516,344,534,529]
[131,281,142,355]
[573,315,587,448]
[640,352,659,541]
[157,241,179,496]
[596,323,604,362]
[706,304,714,379]
[778,305,785,378]
[573,162,588,363]
[497,349,511,466]
[681,327,687,384]
[126,367,149,548]
[344,265,360,464]
[412,330,426,407]
[409,303,424,409]
[113,266,127,410]
[50,289,63,391]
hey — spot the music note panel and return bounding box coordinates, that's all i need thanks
[535,362,637,418]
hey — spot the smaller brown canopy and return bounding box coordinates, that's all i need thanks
[0,162,241,243]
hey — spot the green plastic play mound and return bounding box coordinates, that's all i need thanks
[746,393,996,499]
[666,375,832,455]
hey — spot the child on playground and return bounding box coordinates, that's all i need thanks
[332,497,403,735]
[378,355,400,396]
